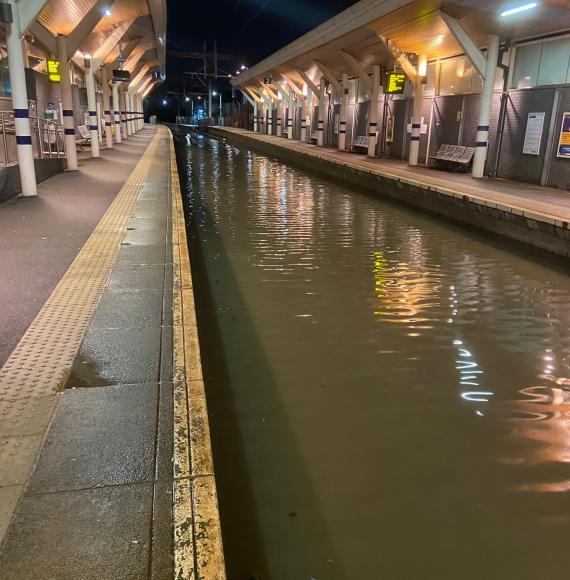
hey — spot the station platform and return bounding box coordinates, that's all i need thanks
[0,126,224,579]
[209,126,570,258]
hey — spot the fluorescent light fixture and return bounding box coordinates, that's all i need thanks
[500,2,537,16]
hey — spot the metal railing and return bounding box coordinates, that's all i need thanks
[0,111,66,165]
[0,110,15,165]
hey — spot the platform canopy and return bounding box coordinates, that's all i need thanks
[232,0,570,89]
[24,0,166,87]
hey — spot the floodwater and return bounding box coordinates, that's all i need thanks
[175,130,570,580]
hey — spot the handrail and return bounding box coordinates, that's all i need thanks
[0,112,66,165]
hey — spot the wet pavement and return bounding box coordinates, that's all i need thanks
[176,130,570,580]
[0,128,175,579]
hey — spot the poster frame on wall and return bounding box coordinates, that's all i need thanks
[557,112,570,159]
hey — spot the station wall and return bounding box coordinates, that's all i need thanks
[247,83,570,190]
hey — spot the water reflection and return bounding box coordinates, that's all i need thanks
[178,132,570,579]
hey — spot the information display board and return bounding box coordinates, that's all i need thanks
[112,69,131,82]
[522,112,545,155]
[557,112,570,158]
[47,59,61,83]
[384,72,406,94]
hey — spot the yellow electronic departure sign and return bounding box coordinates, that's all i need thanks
[47,59,61,83]
[384,72,406,94]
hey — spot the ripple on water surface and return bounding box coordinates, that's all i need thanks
[177,131,570,580]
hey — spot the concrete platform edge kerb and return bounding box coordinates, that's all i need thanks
[207,126,570,259]
[167,127,227,579]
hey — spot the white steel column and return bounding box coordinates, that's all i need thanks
[368,65,381,157]
[472,34,500,179]
[287,88,294,139]
[253,101,258,132]
[133,96,139,131]
[119,84,128,139]
[6,3,37,196]
[276,97,282,135]
[101,66,113,148]
[267,99,273,135]
[112,81,122,143]
[305,88,313,142]
[317,82,325,146]
[409,54,427,166]
[85,57,100,157]
[57,34,78,170]
[300,88,308,141]
[339,73,349,151]
[125,92,132,135]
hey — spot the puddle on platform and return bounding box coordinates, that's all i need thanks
[175,132,570,580]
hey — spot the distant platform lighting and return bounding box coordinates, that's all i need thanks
[240,64,246,70]
[235,70,240,75]
[162,98,167,105]
[104,7,111,16]
[212,91,218,96]
[500,2,537,16]
[185,96,190,102]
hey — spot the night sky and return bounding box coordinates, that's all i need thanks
[150,0,359,116]
[167,0,360,65]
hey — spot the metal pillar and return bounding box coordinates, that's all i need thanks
[85,58,100,157]
[305,88,313,143]
[317,82,325,146]
[57,35,78,170]
[368,65,381,157]
[112,81,122,143]
[287,89,294,139]
[119,84,128,139]
[409,54,427,166]
[253,101,258,132]
[101,67,113,148]
[125,92,132,135]
[339,73,348,151]
[276,98,282,135]
[267,100,273,135]
[472,34,500,179]
[6,5,37,196]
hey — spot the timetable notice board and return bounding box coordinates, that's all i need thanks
[522,112,545,155]
[557,112,570,158]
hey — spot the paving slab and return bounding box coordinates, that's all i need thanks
[0,436,43,486]
[68,327,162,387]
[0,486,22,541]
[0,482,153,580]
[116,244,167,265]
[27,383,158,494]
[89,288,163,329]
[107,263,166,291]
[0,395,56,437]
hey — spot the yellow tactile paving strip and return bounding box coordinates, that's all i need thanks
[169,129,226,580]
